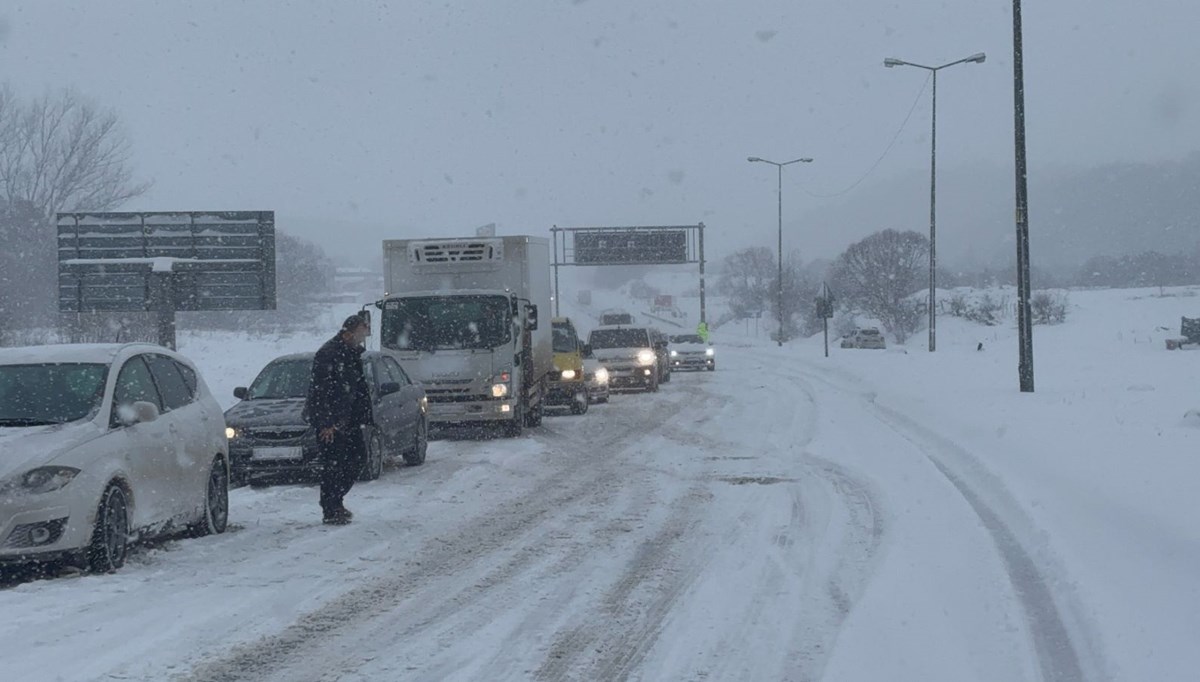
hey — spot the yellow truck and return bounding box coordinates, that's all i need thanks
[547,317,589,415]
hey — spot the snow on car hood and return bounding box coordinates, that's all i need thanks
[224,398,306,428]
[592,348,649,363]
[0,421,103,481]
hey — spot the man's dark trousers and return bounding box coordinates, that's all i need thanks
[320,427,364,516]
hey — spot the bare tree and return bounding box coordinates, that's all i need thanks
[717,246,775,319]
[830,230,929,343]
[0,88,150,219]
[0,87,149,330]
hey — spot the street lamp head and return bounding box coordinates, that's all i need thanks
[747,156,763,163]
[967,52,986,64]
[799,158,814,163]
[883,58,903,68]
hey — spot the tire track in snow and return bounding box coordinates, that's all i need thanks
[532,485,711,682]
[799,362,1104,682]
[177,392,697,682]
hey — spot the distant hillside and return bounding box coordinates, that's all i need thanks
[796,153,1200,274]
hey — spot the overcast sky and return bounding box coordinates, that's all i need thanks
[2,1,1196,265]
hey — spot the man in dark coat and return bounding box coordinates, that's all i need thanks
[305,314,373,524]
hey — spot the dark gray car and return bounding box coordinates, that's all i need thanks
[224,351,428,486]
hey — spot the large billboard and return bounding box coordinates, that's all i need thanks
[57,211,276,313]
[573,229,688,265]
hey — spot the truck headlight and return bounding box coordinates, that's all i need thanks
[670,350,678,357]
[636,349,656,366]
[419,396,429,414]
[595,367,609,384]
[491,383,509,398]
[225,426,239,440]
[706,348,715,356]
[560,369,577,381]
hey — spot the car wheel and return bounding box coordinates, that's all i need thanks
[404,416,428,466]
[661,370,671,383]
[504,402,525,437]
[87,484,129,573]
[526,397,544,427]
[707,364,716,372]
[570,389,589,415]
[190,457,230,537]
[359,429,384,481]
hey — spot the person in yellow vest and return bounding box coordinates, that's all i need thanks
[696,321,709,344]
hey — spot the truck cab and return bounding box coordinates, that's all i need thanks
[547,317,588,414]
[377,236,553,437]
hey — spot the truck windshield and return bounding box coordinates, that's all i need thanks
[382,296,512,351]
[589,329,650,349]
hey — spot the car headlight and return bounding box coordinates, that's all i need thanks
[670,350,679,357]
[225,426,239,440]
[595,367,609,384]
[706,348,715,356]
[636,349,656,366]
[420,396,429,414]
[491,383,509,398]
[20,466,81,494]
[560,369,577,381]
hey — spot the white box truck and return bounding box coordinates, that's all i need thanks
[376,236,553,436]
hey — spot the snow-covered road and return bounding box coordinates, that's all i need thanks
[1,345,1114,681]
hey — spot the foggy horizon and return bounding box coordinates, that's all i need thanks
[2,0,1196,267]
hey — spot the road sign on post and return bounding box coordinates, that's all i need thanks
[550,224,706,323]
[57,211,276,349]
[817,283,835,358]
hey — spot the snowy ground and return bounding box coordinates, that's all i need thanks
[1,286,1197,681]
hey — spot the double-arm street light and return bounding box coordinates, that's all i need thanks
[884,51,986,352]
[747,156,813,347]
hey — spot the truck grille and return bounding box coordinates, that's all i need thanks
[425,388,487,403]
[409,239,503,264]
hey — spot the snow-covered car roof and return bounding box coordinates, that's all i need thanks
[0,343,168,366]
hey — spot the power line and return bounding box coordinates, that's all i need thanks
[801,73,932,199]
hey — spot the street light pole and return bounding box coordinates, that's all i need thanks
[748,156,813,347]
[884,52,985,353]
[1013,0,1035,392]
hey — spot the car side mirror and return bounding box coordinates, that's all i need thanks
[119,401,160,426]
[525,304,539,331]
[233,386,249,400]
[380,381,401,396]
[654,340,668,350]
[582,344,593,357]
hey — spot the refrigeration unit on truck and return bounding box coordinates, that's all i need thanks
[376,236,553,437]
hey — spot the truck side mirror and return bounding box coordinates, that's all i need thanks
[233,386,249,400]
[526,304,539,331]
[582,344,593,357]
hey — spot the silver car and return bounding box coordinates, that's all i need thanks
[840,328,887,350]
[0,344,230,572]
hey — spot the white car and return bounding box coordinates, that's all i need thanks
[582,356,610,404]
[0,344,230,572]
[669,334,716,371]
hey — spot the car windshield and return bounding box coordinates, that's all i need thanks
[589,329,650,349]
[382,295,512,351]
[671,335,705,344]
[553,325,578,353]
[0,363,108,426]
[247,359,312,400]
